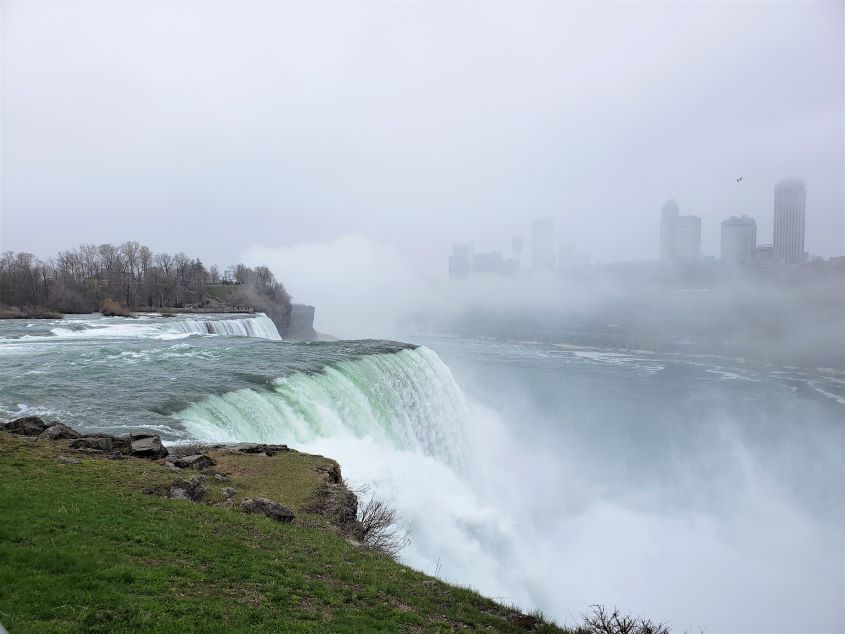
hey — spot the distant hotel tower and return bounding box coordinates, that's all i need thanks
[660,199,701,262]
[448,243,474,277]
[531,218,556,269]
[660,199,680,261]
[721,215,757,263]
[773,178,806,264]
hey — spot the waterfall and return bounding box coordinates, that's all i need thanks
[173,346,468,467]
[166,314,282,340]
[47,313,282,341]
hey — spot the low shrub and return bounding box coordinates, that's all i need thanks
[99,298,134,318]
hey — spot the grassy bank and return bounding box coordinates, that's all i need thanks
[0,434,564,633]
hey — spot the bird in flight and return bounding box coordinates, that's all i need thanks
[737,177,744,182]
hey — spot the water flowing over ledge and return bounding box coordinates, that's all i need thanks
[173,346,469,469]
[3,313,283,342]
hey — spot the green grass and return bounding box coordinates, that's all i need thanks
[208,450,336,512]
[0,435,565,633]
[206,286,236,303]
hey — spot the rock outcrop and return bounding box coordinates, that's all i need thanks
[130,434,168,458]
[168,475,207,502]
[217,443,289,457]
[70,436,114,452]
[2,416,49,437]
[37,423,81,441]
[0,419,172,463]
[172,454,215,470]
[240,498,295,523]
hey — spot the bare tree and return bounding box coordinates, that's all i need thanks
[580,605,671,634]
[355,485,410,559]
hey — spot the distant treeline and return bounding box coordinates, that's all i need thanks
[0,243,292,329]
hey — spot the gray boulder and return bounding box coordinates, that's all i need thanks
[173,454,215,470]
[37,423,81,441]
[130,434,168,459]
[3,416,48,437]
[221,487,237,499]
[240,498,295,523]
[168,475,207,502]
[70,436,113,452]
[56,455,80,465]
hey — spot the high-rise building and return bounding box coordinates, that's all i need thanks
[773,178,806,264]
[721,215,757,263]
[472,251,503,274]
[448,243,474,277]
[660,199,701,262]
[531,218,555,269]
[674,215,701,261]
[511,238,524,267]
[660,199,680,261]
[753,244,774,263]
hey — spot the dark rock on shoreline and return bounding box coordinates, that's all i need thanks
[2,416,49,437]
[218,443,290,457]
[38,423,81,441]
[70,436,114,452]
[130,434,168,458]
[240,498,295,523]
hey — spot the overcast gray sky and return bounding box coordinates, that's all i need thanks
[1,0,842,273]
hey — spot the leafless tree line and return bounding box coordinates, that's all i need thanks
[0,243,291,321]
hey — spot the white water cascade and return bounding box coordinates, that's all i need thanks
[47,313,282,341]
[174,346,468,468]
[165,314,282,340]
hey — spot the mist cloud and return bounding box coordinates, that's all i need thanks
[2,1,842,267]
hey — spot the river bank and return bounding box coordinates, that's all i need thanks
[0,418,562,633]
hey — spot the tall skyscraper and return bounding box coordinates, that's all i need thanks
[773,178,806,264]
[511,238,524,266]
[660,199,679,261]
[531,218,555,269]
[660,199,701,262]
[721,215,757,263]
[448,243,474,277]
[674,215,701,260]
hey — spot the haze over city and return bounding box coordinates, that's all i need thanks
[2,1,843,273]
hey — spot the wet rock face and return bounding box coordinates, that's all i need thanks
[240,498,295,523]
[2,416,49,437]
[130,434,168,459]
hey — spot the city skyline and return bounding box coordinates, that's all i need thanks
[450,176,835,273]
